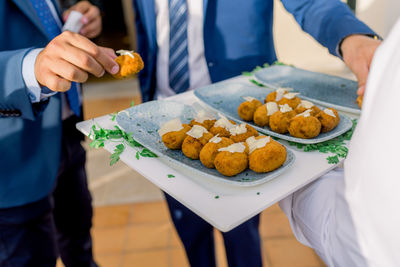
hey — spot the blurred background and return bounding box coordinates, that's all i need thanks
[57,0,399,266]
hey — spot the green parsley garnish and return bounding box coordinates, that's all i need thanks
[215,196,220,199]
[131,100,135,107]
[288,119,357,164]
[249,79,267,88]
[110,144,125,166]
[89,123,157,165]
[109,112,117,122]
[167,174,175,178]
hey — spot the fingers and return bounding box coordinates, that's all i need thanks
[50,58,89,83]
[80,16,102,38]
[351,60,369,96]
[67,33,119,74]
[81,4,100,23]
[99,47,117,60]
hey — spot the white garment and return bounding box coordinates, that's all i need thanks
[344,19,400,266]
[280,19,400,267]
[155,0,211,99]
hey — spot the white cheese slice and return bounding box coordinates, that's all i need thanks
[218,142,246,153]
[283,92,300,100]
[186,125,208,139]
[229,123,248,136]
[298,100,314,109]
[194,110,215,123]
[116,50,135,59]
[296,109,312,118]
[324,109,337,118]
[243,96,257,102]
[214,114,235,130]
[275,87,293,101]
[158,118,183,137]
[266,102,279,116]
[246,136,271,154]
[210,134,222,144]
[279,104,293,113]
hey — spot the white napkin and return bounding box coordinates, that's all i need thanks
[344,19,400,266]
[62,11,84,33]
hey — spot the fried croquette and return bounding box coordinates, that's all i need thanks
[182,125,214,159]
[253,102,279,127]
[269,104,296,134]
[295,100,321,115]
[113,50,144,78]
[238,97,263,121]
[159,119,191,149]
[209,115,236,137]
[214,143,248,176]
[265,88,291,103]
[190,110,216,130]
[357,95,363,109]
[199,136,234,168]
[229,123,259,143]
[248,138,287,173]
[190,119,216,131]
[316,108,340,133]
[277,92,301,109]
[288,111,321,139]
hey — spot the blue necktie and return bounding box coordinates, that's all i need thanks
[168,0,190,94]
[29,0,81,117]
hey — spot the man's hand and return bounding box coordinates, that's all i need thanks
[34,31,119,92]
[63,1,102,39]
[341,34,382,96]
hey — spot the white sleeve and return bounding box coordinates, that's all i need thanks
[22,48,57,103]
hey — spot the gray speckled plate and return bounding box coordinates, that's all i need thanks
[254,65,360,114]
[116,100,295,187]
[194,83,353,144]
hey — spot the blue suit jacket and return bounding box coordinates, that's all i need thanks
[133,0,375,102]
[0,0,64,208]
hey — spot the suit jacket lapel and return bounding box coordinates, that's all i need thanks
[12,0,49,39]
[203,0,208,24]
[140,0,157,50]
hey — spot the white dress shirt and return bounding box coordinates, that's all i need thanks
[154,0,211,99]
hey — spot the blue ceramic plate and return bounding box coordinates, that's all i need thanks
[116,100,295,187]
[194,83,353,144]
[254,65,360,114]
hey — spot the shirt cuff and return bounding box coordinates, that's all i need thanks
[22,48,57,103]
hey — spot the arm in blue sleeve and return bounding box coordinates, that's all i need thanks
[0,48,50,120]
[280,0,376,56]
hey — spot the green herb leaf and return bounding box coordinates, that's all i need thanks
[110,144,125,166]
[136,151,140,160]
[167,174,175,178]
[140,148,158,158]
[110,112,117,122]
[215,196,220,199]
[242,71,253,77]
[327,155,339,164]
[131,100,135,107]
[249,79,266,88]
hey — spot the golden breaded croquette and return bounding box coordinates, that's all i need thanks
[316,108,340,133]
[190,119,216,131]
[113,50,144,78]
[248,137,287,173]
[181,125,213,159]
[229,123,259,143]
[295,100,321,115]
[209,115,236,137]
[277,92,301,109]
[214,143,248,176]
[253,102,279,127]
[199,136,234,168]
[288,111,321,139]
[357,95,363,109]
[237,97,263,121]
[269,104,296,134]
[159,119,191,150]
[264,88,291,103]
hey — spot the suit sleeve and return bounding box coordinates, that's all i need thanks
[280,0,376,57]
[0,48,49,120]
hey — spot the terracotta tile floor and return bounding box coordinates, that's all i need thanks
[86,202,326,267]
